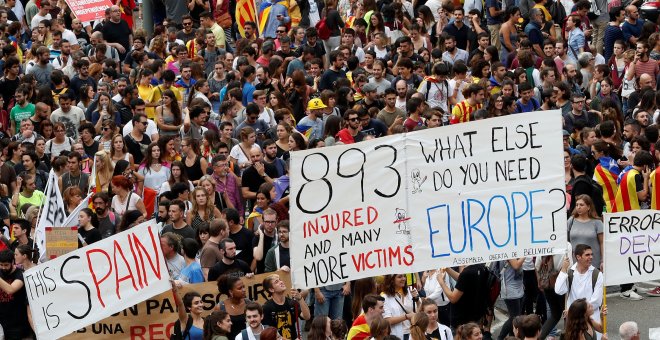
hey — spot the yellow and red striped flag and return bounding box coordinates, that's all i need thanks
[612,169,640,212]
[236,0,258,38]
[650,168,660,210]
[593,164,618,212]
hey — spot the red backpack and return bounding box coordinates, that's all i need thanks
[315,15,331,40]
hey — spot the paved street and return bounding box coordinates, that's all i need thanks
[491,280,660,339]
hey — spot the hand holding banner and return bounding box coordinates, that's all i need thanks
[25,219,170,340]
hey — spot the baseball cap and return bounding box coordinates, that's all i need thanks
[362,83,378,93]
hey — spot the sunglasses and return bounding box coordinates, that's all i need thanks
[348,117,359,122]
[277,30,286,33]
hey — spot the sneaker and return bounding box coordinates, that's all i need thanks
[634,284,650,293]
[621,289,644,300]
[647,286,660,296]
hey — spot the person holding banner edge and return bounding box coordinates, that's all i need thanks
[171,281,205,340]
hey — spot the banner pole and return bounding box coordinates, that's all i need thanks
[602,286,607,332]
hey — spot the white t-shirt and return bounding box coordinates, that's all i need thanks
[229,143,261,168]
[383,289,415,339]
[30,12,51,30]
[123,120,158,139]
[111,191,141,217]
[62,29,79,46]
[50,106,85,140]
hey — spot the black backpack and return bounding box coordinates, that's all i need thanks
[170,315,192,340]
[572,176,605,215]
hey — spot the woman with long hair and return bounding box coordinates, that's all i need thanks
[368,12,389,42]
[308,316,332,340]
[39,120,54,141]
[45,122,74,161]
[484,46,500,64]
[381,274,421,339]
[569,195,604,270]
[321,0,345,60]
[200,175,233,211]
[156,88,183,137]
[274,122,292,158]
[109,133,135,168]
[563,298,605,340]
[216,275,251,339]
[245,184,272,231]
[63,186,83,216]
[77,84,95,112]
[229,127,261,172]
[77,208,101,247]
[203,310,232,340]
[487,93,507,118]
[369,317,391,340]
[172,285,205,340]
[182,137,208,185]
[202,129,222,161]
[287,70,311,122]
[158,135,182,164]
[323,115,342,147]
[110,175,147,218]
[160,160,195,195]
[187,187,222,230]
[189,80,215,114]
[409,312,429,340]
[91,92,120,132]
[499,7,521,67]
[138,142,171,191]
[268,91,293,113]
[454,322,483,340]
[14,244,36,270]
[95,120,117,152]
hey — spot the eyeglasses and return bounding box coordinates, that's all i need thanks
[264,220,277,224]
[138,121,148,125]
[103,127,110,131]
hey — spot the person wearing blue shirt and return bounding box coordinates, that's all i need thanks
[259,0,290,39]
[181,238,206,284]
[242,65,257,106]
[486,0,504,49]
[622,5,644,46]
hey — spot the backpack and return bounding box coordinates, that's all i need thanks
[315,15,332,40]
[485,263,501,307]
[549,0,567,27]
[170,314,193,340]
[424,79,449,101]
[572,176,605,214]
[567,268,600,291]
[538,256,560,289]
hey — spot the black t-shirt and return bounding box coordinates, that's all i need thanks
[262,298,303,340]
[97,213,116,239]
[230,227,255,266]
[207,259,252,282]
[162,223,197,241]
[252,231,276,274]
[450,264,489,328]
[319,68,347,92]
[78,227,102,247]
[0,76,19,111]
[101,20,132,59]
[124,133,151,165]
[0,268,30,336]
[242,163,279,206]
[361,118,388,137]
[83,140,100,158]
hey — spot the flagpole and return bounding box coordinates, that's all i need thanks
[31,170,52,252]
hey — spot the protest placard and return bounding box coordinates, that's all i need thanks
[62,271,291,339]
[603,210,660,286]
[290,111,569,289]
[25,219,170,340]
[64,0,113,23]
[35,170,68,263]
[45,227,78,259]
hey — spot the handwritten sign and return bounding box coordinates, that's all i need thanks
[45,227,78,259]
[35,170,68,263]
[25,220,170,340]
[603,210,660,286]
[64,0,113,23]
[289,111,568,289]
[63,271,291,339]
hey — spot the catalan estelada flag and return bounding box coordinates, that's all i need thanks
[346,314,370,340]
[650,167,660,209]
[236,0,258,38]
[593,163,618,212]
[612,168,640,212]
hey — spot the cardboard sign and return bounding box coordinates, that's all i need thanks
[45,226,78,259]
[25,220,170,340]
[290,111,569,288]
[64,0,113,23]
[603,210,660,286]
[62,271,292,339]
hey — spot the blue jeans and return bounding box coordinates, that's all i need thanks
[314,288,345,320]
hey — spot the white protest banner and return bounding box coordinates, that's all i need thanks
[35,170,68,262]
[24,219,170,340]
[603,210,660,286]
[61,193,93,228]
[290,111,568,289]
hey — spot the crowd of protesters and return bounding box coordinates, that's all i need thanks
[0,0,658,338]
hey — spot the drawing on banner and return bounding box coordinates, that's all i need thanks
[410,168,427,194]
[394,208,411,234]
[290,111,568,289]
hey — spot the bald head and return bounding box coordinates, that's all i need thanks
[640,73,653,88]
[625,5,637,15]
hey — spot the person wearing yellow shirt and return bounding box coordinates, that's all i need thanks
[200,11,226,49]
[137,69,157,119]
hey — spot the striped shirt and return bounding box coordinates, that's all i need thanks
[634,59,660,89]
[450,100,483,124]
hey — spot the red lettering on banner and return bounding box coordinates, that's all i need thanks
[113,240,139,298]
[351,245,415,272]
[127,234,145,288]
[303,206,379,238]
[130,322,176,340]
[132,227,163,285]
[87,248,112,307]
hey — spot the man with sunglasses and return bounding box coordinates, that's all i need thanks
[124,113,151,166]
[336,110,365,144]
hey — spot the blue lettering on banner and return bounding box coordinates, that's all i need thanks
[426,190,548,258]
